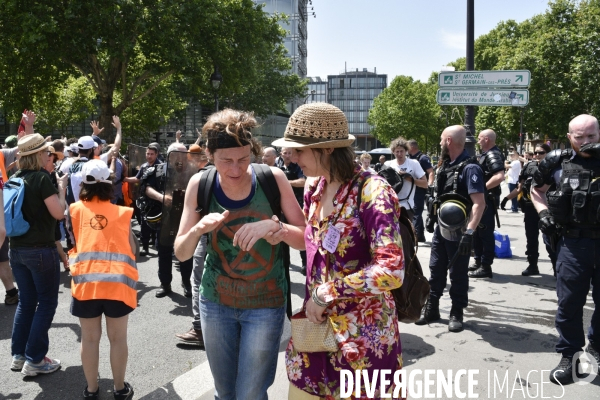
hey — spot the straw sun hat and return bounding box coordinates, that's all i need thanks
[17,134,50,156]
[272,103,355,149]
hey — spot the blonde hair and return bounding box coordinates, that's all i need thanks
[360,153,372,161]
[17,151,44,171]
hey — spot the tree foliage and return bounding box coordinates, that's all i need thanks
[368,76,444,154]
[0,0,306,138]
[473,0,600,144]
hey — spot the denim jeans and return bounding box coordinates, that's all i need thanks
[200,295,285,400]
[10,247,60,363]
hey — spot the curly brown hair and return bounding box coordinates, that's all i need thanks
[202,109,262,158]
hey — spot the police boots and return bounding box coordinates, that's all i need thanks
[469,264,493,278]
[467,261,480,272]
[415,296,440,325]
[522,258,540,276]
[448,306,464,332]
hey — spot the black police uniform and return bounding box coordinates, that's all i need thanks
[470,145,504,277]
[409,151,433,242]
[137,161,193,294]
[428,150,484,310]
[534,149,600,361]
[516,160,556,275]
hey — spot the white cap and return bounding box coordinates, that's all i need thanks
[78,135,98,150]
[69,143,79,154]
[81,159,112,184]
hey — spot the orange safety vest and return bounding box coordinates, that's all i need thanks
[69,198,138,309]
[0,152,8,182]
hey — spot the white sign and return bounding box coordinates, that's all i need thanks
[439,70,531,88]
[436,89,529,106]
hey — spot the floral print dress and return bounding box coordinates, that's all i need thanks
[286,166,405,399]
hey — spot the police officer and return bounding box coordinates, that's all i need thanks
[531,114,600,385]
[408,139,435,242]
[501,143,556,276]
[124,142,161,257]
[468,129,505,278]
[416,125,485,332]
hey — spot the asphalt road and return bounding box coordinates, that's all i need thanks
[2,182,599,399]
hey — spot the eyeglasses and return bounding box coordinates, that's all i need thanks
[46,151,53,156]
[534,151,546,155]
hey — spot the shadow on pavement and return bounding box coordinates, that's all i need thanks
[140,382,184,400]
[400,333,436,366]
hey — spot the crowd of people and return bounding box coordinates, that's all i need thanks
[1,104,599,398]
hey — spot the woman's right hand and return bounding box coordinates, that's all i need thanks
[192,210,229,237]
[305,297,327,324]
[57,173,69,192]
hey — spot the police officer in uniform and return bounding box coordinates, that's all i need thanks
[416,125,486,332]
[408,139,435,242]
[469,129,505,278]
[531,114,600,385]
[501,143,556,276]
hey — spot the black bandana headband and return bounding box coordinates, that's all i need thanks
[207,131,251,149]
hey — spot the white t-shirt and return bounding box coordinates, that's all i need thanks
[59,157,75,175]
[507,160,521,184]
[384,158,425,210]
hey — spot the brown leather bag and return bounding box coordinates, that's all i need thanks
[392,208,430,323]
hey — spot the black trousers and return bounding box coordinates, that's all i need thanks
[429,226,470,308]
[473,199,496,266]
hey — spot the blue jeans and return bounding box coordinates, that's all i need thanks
[200,295,285,400]
[10,247,60,363]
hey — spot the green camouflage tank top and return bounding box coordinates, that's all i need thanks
[200,177,286,309]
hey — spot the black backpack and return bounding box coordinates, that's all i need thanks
[196,164,293,319]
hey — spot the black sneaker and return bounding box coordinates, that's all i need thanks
[4,289,18,305]
[521,265,540,276]
[549,356,581,385]
[139,247,149,257]
[83,386,100,399]
[113,382,134,400]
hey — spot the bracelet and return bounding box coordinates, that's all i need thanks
[312,286,332,308]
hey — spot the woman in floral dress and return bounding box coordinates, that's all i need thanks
[273,103,405,400]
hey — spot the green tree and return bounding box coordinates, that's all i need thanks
[368,76,444,154]
[0,0,306,138]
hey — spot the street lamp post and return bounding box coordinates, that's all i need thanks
[464,0,476,156]
[210,66,223,112]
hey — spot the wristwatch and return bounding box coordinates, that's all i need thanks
[464,228,474,235]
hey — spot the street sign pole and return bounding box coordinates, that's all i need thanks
[464,0,476,156]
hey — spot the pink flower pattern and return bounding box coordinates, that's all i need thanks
[286,166,405,399]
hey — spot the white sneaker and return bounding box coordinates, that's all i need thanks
[21,356,61,376]
[10,354,26,371]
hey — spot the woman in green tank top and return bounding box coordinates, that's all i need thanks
[174,109,306,400]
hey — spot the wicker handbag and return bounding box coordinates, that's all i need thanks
[290,310,338,353]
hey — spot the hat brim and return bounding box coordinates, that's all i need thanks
[18,141,50,156]
[272,135,355,149]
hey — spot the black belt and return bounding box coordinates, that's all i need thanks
[562,227,600,239]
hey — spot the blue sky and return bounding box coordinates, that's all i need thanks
[307,0,551,83]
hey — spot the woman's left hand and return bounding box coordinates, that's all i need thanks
[233,219,278,251]
[264,215,288,245]
[305,295,327,324]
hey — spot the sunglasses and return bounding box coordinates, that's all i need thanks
[534,151,546,155]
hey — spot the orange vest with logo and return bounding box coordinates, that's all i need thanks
[69,199,138,309]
